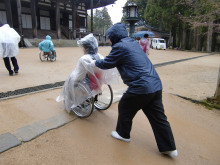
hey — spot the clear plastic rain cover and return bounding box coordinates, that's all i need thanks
[0,24,20,58]
[56,34,119,113]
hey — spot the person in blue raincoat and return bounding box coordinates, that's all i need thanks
[91,23,178,157]
[38,35,56,60]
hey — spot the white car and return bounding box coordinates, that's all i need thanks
[152,38,166,50]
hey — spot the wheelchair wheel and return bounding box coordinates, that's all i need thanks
[49,52,56,62]
[72,97,94,118]
[94,84,113,110]
[54,51,57,60]
[39,51,47,62]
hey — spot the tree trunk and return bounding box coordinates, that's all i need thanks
[172,25,176,48]
[182,25,186,50]
[169,30,172,48]
[188,28,193,50]
[207,20,213,52]
[214,66,220,98]
[196,27,201,51]
[196,29,201,51]
[178,22,182,49]
[192,28,197,51]
[159,19,162,31]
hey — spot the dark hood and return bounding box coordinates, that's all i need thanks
[106,23,128,46]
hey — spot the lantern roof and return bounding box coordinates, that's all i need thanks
[127,2,137,7]
[123,2,137,8]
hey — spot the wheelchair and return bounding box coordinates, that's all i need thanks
[39,50,56,62]
[71,84,113,118]
[71,74,113,118]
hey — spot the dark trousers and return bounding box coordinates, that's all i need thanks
[3,57,19,74]
[116,90,176,152]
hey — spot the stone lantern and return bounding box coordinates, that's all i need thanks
[123,2,139,38]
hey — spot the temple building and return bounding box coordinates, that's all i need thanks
[0,0,116,39]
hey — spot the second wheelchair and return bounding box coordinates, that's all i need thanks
[39,50,56,62]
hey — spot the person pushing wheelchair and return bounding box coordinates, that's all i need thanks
[91,23,178,157]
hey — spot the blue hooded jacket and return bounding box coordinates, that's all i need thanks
[95,23,162,94]
[38,35,56,53]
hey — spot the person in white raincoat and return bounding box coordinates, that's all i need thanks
[56,33,118,113]
[0,21,20,76]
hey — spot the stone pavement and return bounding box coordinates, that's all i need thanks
[0,87,125,153]
[0,47,219,156]
[1,93,220,165]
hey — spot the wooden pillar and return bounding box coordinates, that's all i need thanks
[31,0,37,38]
[36,2,40,30]
[4,0,13,27]
[91,0,93,33]
[86,13,88,32]
[56,0,61,39]
[16,0,23,35]
[72,1,76,39]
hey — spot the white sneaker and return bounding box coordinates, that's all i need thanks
[162,150,178,157]
[111,131,130,142]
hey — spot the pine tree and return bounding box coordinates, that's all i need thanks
[93,7,113,34]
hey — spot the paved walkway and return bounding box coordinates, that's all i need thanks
[0,52,216,100]
[0,93,220,165]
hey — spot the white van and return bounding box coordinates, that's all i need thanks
[152,38,166,50]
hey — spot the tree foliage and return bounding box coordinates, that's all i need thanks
[136,0,148,19]
[177,0,220,30]
[142,0,219,50]
[142,0,220,32]
[121,0,219,51]
[143,0,179,31]
[93,7,113,34]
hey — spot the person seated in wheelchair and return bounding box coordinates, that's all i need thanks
[38,35,56,60]
[56,33,118,113]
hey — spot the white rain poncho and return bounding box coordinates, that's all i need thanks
[0,24,20,58]
[56,34,119,113]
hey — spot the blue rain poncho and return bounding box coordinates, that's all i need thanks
[38,35,56,52]
[0,24,20,58]
[56,34,119,112]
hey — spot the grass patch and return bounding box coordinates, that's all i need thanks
[174,94,220,110]
[201,96,220,110]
